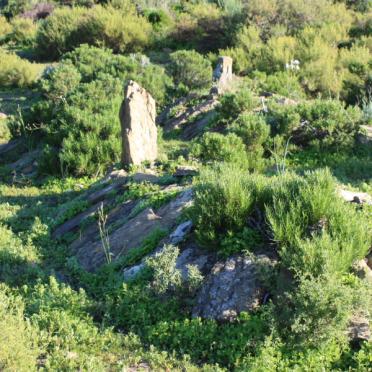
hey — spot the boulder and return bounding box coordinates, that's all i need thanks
[173,166,198,178]
[192,255,272,321]
[338,189,372,206]
[120,81,157,166]
[353,259,372,283]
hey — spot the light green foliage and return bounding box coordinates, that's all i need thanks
[192,164,255,249]
[267,169,371,277]
[36,3,151,60]
[9,17,37,46]
[146,244,182,294]
[257,71,305,99]
[0,15,11,39]
[0,48,43,87]
[169,50,212,92]
[191,132,248,166]
[0,287,39,371]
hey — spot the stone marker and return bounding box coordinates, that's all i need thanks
[211,56,233,94]
[120,80,157,166]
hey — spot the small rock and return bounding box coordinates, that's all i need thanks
[348,315,371,342]
[0,112,7,120]
[169,220,193,245]
[338,189,372,206]
[131,170,159,183]
[353,259,372,283]
[123,263,146,281]
[108,169,128,179]
[174,165,198,177]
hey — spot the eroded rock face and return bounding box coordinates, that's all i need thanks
[192,255,272,321]
[120,81,157,166]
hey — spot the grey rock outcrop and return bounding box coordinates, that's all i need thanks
[192,255,272,321]
[72,188,193,271]
[120,81,157,166]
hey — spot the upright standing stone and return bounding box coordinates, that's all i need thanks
[120,80,157,166]
[211,56,233,94]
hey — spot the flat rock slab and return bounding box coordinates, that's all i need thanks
[338,189,372,205]
[72,188,193,271]
[192,255,272,321]
[0,139,21,155]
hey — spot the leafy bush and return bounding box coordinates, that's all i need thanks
[0,287,39,371]
[192,164,255,249]
[0,48,43,87]
[267,99,362,150]
[168,50,212,91]
[267,169,371,277]
[217,88,259,122]
[36,4,151,60]
[0,15,11,40]
[229,112,270,170]
[9,17,37,46]
[258,71,305,99]
[191,132,248,166]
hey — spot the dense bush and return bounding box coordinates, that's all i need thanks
[267,99,362,150]
[191,132,248,166]
[217,88,259,122]
[168,50,212,92]
[0,48,43,87]
[9,17,37,46]
[36,3,151,60]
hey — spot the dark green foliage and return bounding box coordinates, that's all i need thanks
[217,88,258,122]
[168,50,212,92]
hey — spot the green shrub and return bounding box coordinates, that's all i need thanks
[0,48,43,87]
[267,169,371,277]
[258,71,305,99]
[0,15,11,40]
[168,50,212,91]
[296,99,362,150]
[191,132,248,166]
[229,112,270,171]
[36,4,151,60]
[266,103,301,137]
[0,287,39,371]
[36,7,87,60]
[192,164,255,248]
[217,88,259,122]
[9,17,37,46]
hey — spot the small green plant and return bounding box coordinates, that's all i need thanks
[146,244,182,294]
[98,203,111,264]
